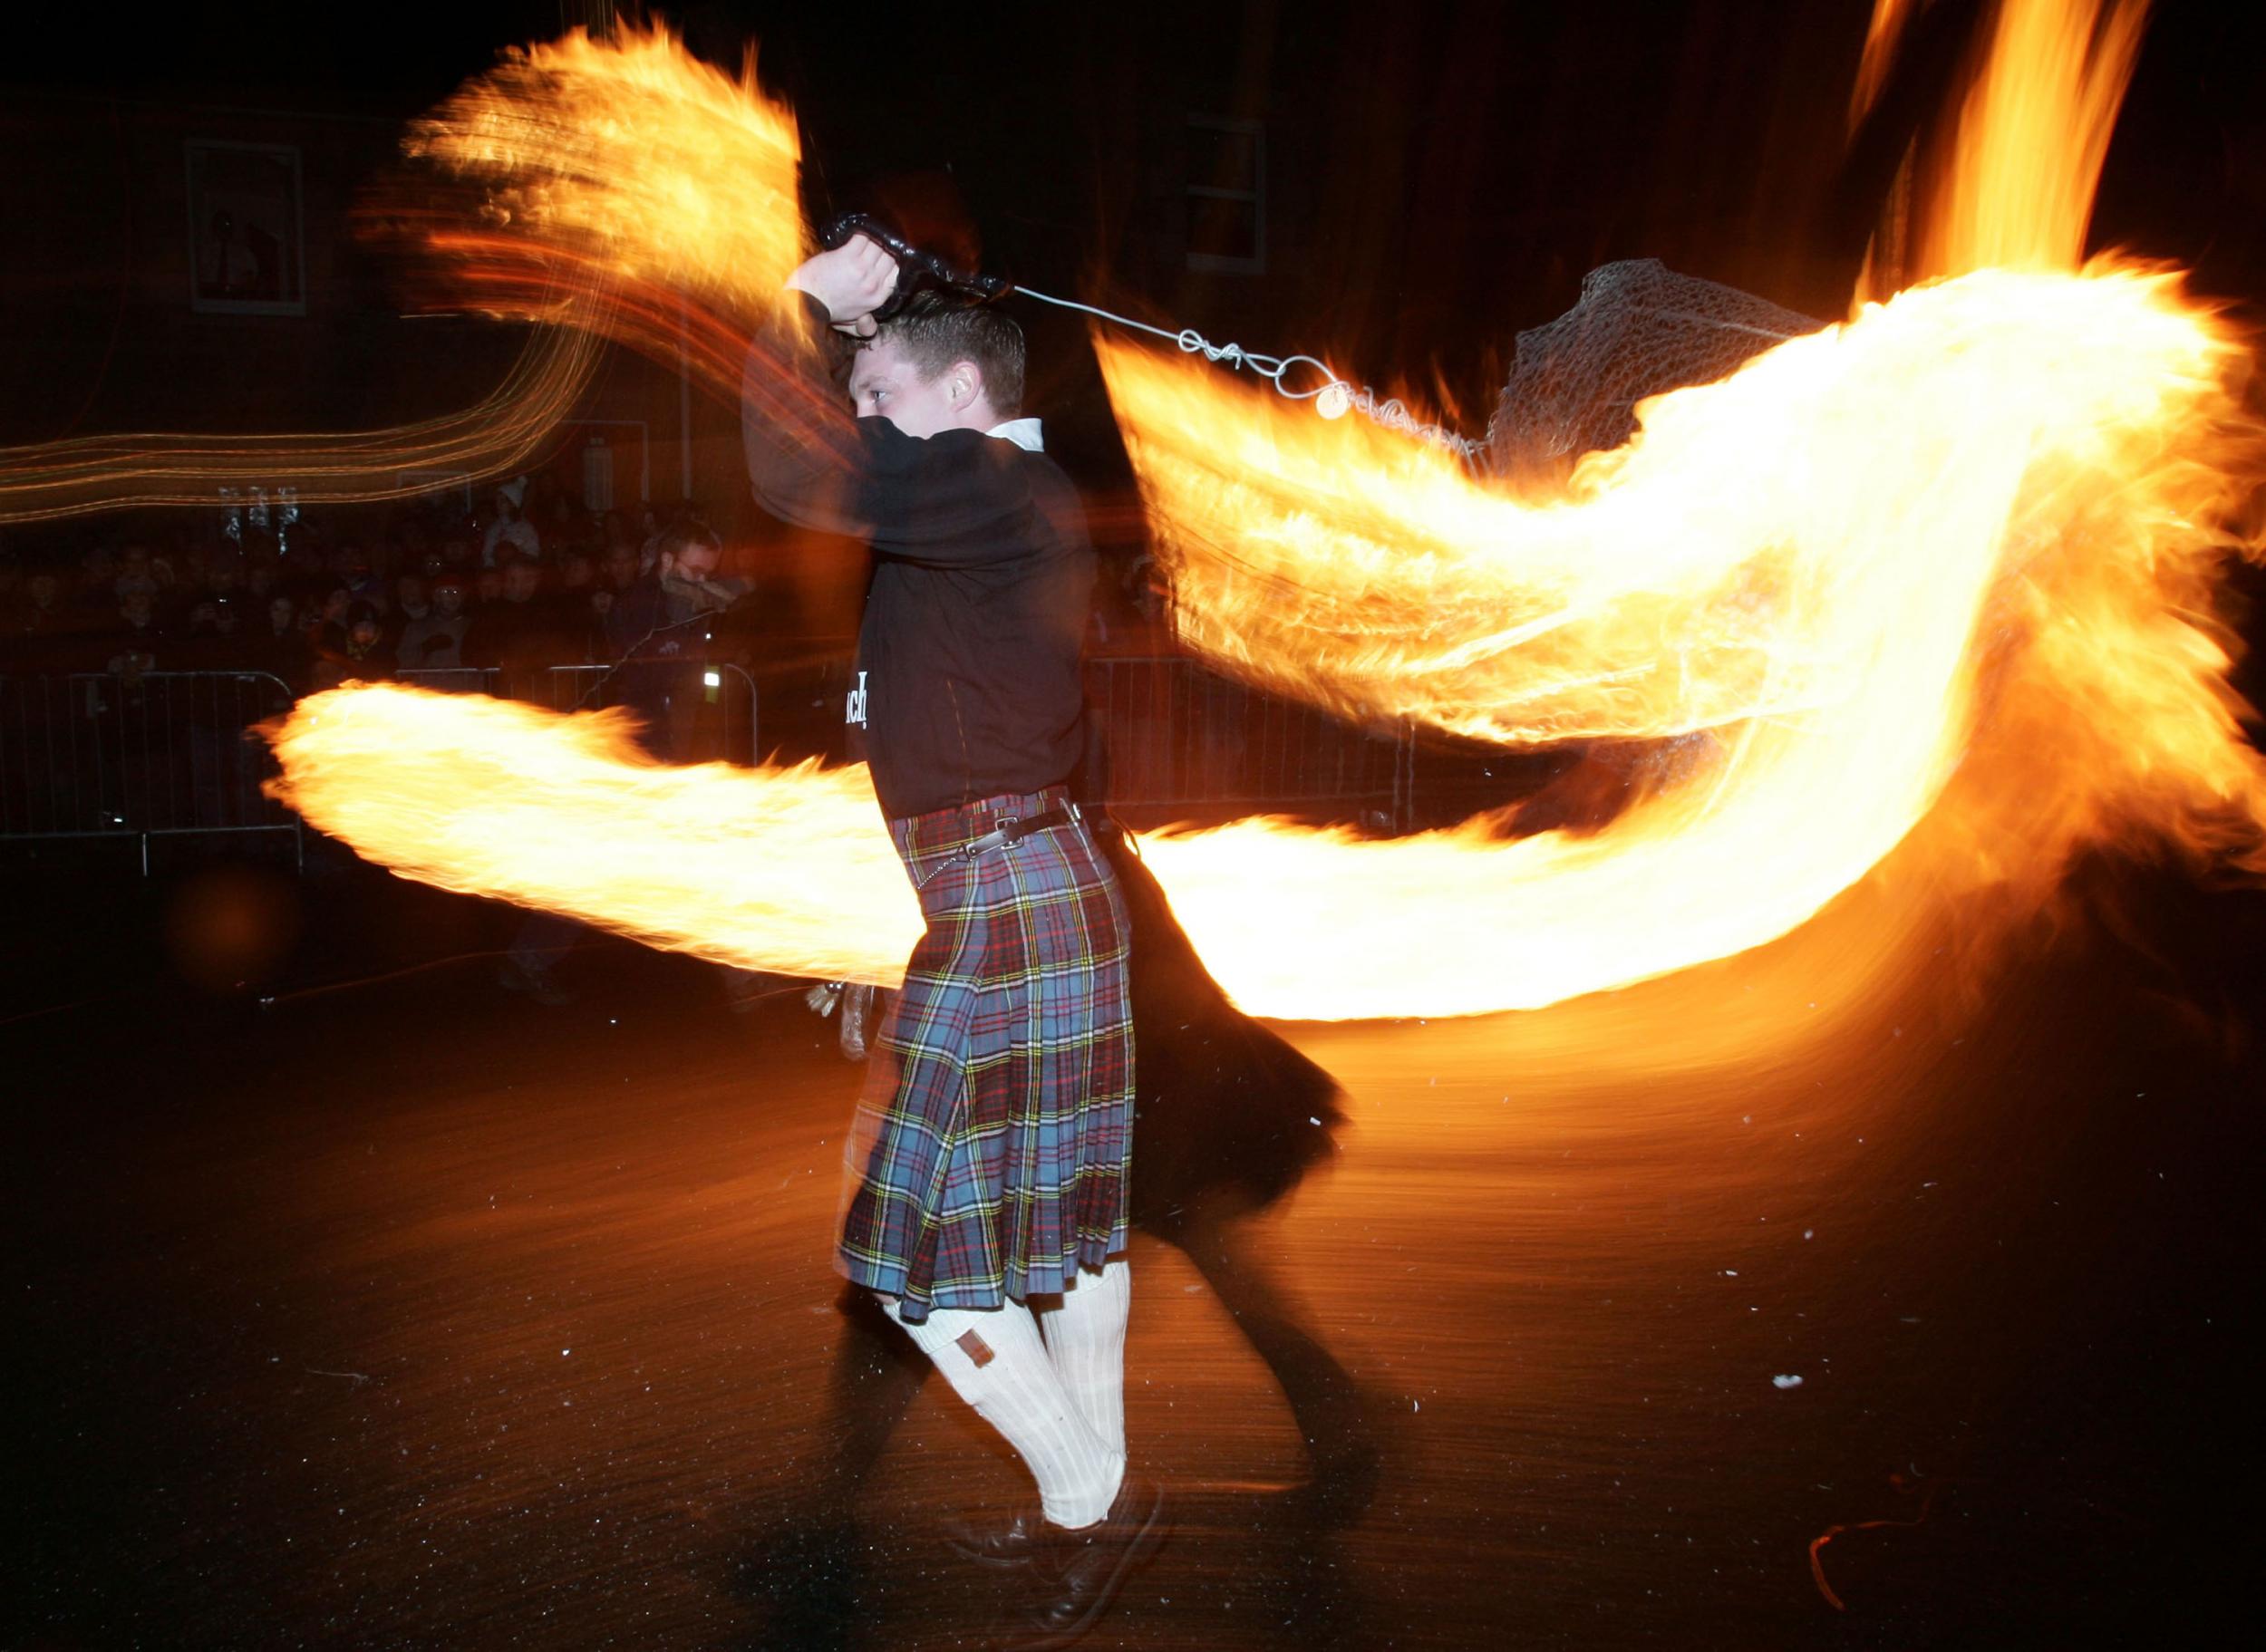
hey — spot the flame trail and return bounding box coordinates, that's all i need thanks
[1080,0,2266,1018]
[265,687,921,986]
[1098,265,2262,1019]
[365,20,817,411]
[259,0,2266,1024]
[397,23,805,321]
[0,23,806,524]
[0,316,601,524]
[1851,0,2150,300]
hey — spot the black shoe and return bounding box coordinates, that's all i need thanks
[944,1501,1044,1567]
[1003,1475,1167,1651]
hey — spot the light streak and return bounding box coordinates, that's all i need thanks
[0,316,601,524]
[1,22,808,525]
[259,2,2266,1025]
[263,687,922,988]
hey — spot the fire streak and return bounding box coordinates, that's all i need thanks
[259,0,2266,1022]
[0,23,807,525]
[265,689,921,987]
[399,24,805,324]
[1094,266,2263,1019]
[0,318,600,525]
[367,21,817,414]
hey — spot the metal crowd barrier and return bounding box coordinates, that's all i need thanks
[398,661,761,767]
[1084,655,1413,830]
[799,652,1413,826]
[0,671,302,872]
[2,656,1395,873]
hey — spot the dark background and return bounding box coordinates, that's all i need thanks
[6,5,2266,1648]
[6,1,2262,523]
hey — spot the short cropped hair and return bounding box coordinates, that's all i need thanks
[873,294,1026,420]
[655,518,721,562]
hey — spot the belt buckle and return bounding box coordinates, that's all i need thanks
[959,819,1011,859]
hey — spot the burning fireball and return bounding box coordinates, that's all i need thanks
[259,0,2265,1024]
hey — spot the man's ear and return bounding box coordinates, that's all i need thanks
[949,359,985,413]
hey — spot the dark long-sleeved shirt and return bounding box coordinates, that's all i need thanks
[741,294,1093,819]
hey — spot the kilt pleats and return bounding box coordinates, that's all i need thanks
[840,788,1134,1323]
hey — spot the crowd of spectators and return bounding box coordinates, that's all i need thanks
[0,482,749,695]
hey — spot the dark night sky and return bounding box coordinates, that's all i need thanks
[5,2,2264,488]
[20,2,2264,298]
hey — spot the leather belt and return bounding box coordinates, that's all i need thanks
[954,801,1080,860]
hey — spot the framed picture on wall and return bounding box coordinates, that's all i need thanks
[186,140,307,315]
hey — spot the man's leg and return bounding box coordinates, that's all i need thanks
[1036,1259,1131,1459]
[877,1295,1123,1530]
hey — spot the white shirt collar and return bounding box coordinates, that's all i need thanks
[985,417,1045,452]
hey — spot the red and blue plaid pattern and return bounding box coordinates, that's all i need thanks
[841,787,1135,1322]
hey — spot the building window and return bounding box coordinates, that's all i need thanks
[186,140,307,315]
[1185,115,1264,275]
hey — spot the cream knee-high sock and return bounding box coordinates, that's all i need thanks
[1038,1258,1131,1460]
[879,1294,1124,1529]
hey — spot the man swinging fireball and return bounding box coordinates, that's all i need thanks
[741,232,1165,1647]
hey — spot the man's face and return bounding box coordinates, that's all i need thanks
[604,548,637,586]
[433,584,465,615]
[503,564,539,603]
[848,340,967,440]
[671,541,721,582]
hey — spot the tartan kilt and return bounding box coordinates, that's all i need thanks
[841,786,1134,1323]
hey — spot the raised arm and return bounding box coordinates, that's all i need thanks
[741,238,1040,560]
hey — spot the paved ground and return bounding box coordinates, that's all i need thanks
[6,845,2261,1648]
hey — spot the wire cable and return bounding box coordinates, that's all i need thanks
[1014,285,1488,463]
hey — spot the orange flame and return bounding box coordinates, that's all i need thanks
[264,686,921,986]
[259,1,2266,1025]
[1853,0,2149,300]
[1095,265,2263,1018]
[1070,0,2266,1018]
[399,22,806,322]
[0,22,806,524]
[1918,0,2147,279]
[370,20,818,411]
